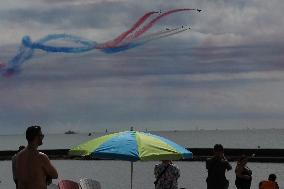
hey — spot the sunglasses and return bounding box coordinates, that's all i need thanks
[38,134,45,138]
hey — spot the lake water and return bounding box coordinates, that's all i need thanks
[0,160,283,189]
[0,129,283,189]
[1,129,284,150]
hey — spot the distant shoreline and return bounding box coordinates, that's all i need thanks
[1,128,283,136]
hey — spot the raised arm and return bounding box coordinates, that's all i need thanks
[40,153,58,179]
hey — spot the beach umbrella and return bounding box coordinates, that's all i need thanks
[69,130,192,189]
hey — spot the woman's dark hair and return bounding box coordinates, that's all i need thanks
[238,154,248,163]
[213,144,224,152]
[26,125,42,142]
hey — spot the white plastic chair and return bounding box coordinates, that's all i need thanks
[79,178,101,189]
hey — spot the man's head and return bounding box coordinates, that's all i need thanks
[268,174,277,181]
[26,125,44,146]
[213,144,224,158]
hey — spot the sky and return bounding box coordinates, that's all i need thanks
[0,0,284,134]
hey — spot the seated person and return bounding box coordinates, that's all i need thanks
[259,174,279,189]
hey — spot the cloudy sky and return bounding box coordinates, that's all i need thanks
[0,0,284,134]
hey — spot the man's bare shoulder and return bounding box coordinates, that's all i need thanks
[39,152,49,159]
[16,149,27,158]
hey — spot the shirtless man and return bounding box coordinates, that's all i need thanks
[16,126,58,189]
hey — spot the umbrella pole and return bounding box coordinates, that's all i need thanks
[131,161,133,189]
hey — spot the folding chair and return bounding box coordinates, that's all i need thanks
[58,179,81,189]
[79,178,101,189]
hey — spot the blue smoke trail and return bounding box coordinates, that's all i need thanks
[0,8,198,77]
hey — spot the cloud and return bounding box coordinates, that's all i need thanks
[1,41,283,81]
[2,0,283,47]
[1,0,284,133]
[0,2,127,29]
[0,1,200,45]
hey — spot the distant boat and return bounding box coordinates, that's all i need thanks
[64,130,77,134]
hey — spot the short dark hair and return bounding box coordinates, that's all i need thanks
[268,174,276,181]
[214,144,224,152]
[26,126,42,142]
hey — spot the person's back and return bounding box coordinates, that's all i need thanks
[259,174,279,189]
[17,149,49,189]
[154,160,180,189]
[259,181,279,189]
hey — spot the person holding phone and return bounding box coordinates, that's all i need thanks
[206,144,232,189]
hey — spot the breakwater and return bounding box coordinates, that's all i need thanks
[1,148,284,162]
[188,148,284,162]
